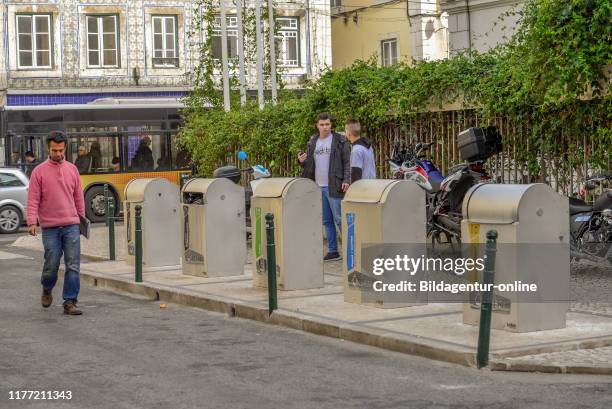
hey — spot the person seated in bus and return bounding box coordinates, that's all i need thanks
[111,157,121,172]
[175,148,191,169]
[131,136,154,170]
[11,151,22,167]
[74,145,92,174]
[24,151,38,177]
[89,141,102,170]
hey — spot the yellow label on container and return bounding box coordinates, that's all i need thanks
[469,223,481,243]
[468,222,481,283]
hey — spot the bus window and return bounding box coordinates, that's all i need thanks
[156,155,172,170]
[68,136,120,174]
[7,133,23,167]
[128,135,155,171]
[5,133,42,172]
[126,131,172,171]
[172,143,191,170]
[154,133,172,171]
[111,156,121,172]
[127,126,155,170]
[27,137,44,164]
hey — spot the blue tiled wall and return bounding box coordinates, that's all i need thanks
[7,91,187,106]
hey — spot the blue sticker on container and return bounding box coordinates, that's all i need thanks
[346,212,355,272]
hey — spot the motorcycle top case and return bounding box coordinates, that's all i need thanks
[212,165,241,184]
[457,126,502,162]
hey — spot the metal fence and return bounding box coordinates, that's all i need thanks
[219,109,609,199]
[367,110,610,198]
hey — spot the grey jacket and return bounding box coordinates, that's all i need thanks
[300,132,351,198]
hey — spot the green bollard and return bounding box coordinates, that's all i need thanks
[476,230,498,369]
[108,200,116,261]
[265,213,278,315]
[103,184,109,227]
[135,205,143,283]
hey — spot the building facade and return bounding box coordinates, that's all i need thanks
[0,0,331,166]
[331,0,522,69]
[332,0,412,69]
[331,0,447,68]
[441,0,522,57]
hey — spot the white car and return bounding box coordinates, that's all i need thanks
[0,168,29,234]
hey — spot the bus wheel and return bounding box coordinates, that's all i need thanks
[85,186,113,223]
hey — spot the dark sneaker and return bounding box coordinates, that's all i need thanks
[324,252,341,261]
[41,289,52,308]
[63,301,82,316]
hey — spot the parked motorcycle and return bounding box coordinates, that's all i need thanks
[389,127,502,248]
[389,142,445,193]
[570,174,612,265]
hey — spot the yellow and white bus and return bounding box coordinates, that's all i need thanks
[2,102,192,222]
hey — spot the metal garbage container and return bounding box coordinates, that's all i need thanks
[342,180,426,308]
[251,178,323,290]
[181,178,246,277]
[461,183,570,332]
[124,178,181,269]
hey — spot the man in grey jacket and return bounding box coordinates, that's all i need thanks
[298,112,351,261]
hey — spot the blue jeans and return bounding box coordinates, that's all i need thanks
[41,224,80,303]
[321,187,342,253]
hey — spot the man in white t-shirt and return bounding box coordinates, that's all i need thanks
[345,119,376,182]
[298,113,351,261]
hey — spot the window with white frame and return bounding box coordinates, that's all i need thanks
[16,14,52,69]
[276,17,299,67]
[152,15,178,67]
[211,16,238,60]
[86,15,119,68]
[380,38,398,67]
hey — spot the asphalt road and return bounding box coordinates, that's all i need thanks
[0,236,611,409]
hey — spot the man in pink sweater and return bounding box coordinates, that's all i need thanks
[27,131,86,315]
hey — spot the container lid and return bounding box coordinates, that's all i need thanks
[252,178,297,198]
[124,178,162,202]
[182,178,217,194]
[462,183,550,224]
[343,179,397,203]
[182,177,240,202]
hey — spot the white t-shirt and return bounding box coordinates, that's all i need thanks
[351,143,377,180]
[314,135,333,187]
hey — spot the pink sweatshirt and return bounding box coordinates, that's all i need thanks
[27,158,85,228]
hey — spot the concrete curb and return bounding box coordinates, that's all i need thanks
[490,360,612,375]
[82,254,111,262]
[72,268,478,368]
[69,267,611,375]
[490,337,612,360]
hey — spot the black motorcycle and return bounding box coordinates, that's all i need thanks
[570,174,612,265]
[389,127,502,249]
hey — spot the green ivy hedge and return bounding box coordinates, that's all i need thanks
[180,0,611,177]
